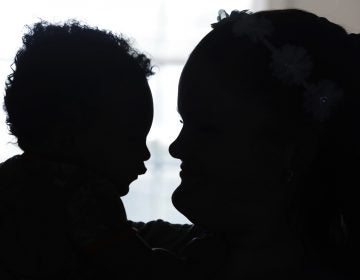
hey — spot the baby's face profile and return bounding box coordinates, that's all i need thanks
[170,56,291,233]
[82,73,153,196]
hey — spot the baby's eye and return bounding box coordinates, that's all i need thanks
[179,119,183,124]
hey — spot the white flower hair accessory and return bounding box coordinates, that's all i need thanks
[214,10,343,122]
[303,80,344,122]
[232,11,274,43]
[270,45,313,86]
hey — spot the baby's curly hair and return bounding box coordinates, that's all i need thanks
[4,20,154,152]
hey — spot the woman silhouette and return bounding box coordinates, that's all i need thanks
[170,9,360,279]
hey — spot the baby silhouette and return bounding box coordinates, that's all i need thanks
[0,20,189,279]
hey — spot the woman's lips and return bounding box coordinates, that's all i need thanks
[179,169,202,180]
[179,164,200,177]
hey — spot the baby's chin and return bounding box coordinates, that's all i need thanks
[117,185,130,197]
[108,177,133,197]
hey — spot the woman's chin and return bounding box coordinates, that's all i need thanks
[110,178,132,197]
[172,183,218,228]
[171,184,184,209]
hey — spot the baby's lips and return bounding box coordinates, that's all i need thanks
[137,164,147,175]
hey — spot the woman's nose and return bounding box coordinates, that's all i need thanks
[144,145,151,161]
[169,128,185,159]
[169,139,179,159]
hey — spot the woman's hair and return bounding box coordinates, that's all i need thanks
[4,20,154,152]
[190,9,360,266]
